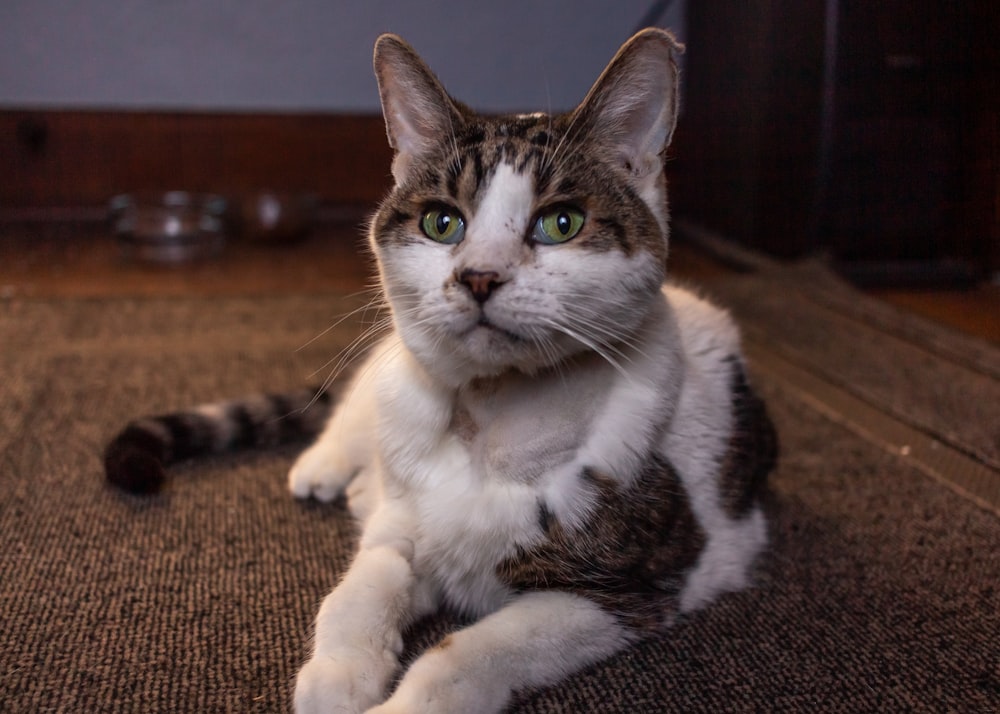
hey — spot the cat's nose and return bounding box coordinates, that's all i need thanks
[457,269,504,304]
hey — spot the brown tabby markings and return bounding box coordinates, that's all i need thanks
[372,113,665,262]
[497,456,705,631]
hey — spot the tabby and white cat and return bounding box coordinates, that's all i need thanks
[105,28,776,713]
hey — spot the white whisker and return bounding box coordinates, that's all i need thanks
[560,307,647,360]
[536,316,629,379]
[296,290,386,353]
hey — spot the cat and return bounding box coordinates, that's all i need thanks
[104,28,777,714]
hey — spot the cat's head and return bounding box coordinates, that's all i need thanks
[370,29,682,386]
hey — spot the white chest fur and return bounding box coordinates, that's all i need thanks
[373,345,619,615]
[369,290,692,615]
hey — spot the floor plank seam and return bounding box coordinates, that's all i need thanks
[746,338,1000,519]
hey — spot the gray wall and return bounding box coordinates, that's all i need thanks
[0,0,684,113]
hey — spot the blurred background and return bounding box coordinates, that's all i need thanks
[0,0,684,113]
[1,0,997,296]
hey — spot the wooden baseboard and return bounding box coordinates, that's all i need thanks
[2,109,394,214]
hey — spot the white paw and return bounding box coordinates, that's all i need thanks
[364,648,506,714]
[288,441,356,502]
[293,652,385,714]
[542,460,599,531]
[364,690,426,714]
[344,467,382,521]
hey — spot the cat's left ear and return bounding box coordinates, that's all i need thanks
[574,28,683,182]
[373,34,466,184]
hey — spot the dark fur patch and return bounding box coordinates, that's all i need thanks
[227,405,259,449]
[372,205,424,247]
[580,217,631,254]
[719,358,778,518]
[449,405,479,443]
[459,126,486,146]
[159,414,214,460]
[104,424,170,494]
[515,148,543,175]
[536,501,554,534]
[497,455,705,631]
[556,177,580,196]
[530,130,551,148]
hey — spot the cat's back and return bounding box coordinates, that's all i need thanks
[662,282,741,367]
[657,282,776,613]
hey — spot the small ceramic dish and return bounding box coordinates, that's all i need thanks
[233,192,318,245]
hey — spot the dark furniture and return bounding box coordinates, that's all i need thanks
[675,0,998,285]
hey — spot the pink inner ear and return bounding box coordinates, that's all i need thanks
[570,31,680,176]
[374,34,464,184]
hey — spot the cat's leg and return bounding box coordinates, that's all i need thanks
[544,297,685,529]
[293,545,411,713]
[294,501,426,714]
[288,344,384,502]
[367,591,633,714]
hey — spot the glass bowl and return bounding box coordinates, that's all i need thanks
[109,191,228,263]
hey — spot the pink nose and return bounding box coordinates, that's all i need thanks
[457,269,504,303]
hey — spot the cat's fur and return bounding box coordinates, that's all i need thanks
[104,29,777,713]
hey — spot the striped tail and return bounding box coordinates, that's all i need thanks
[104,387,333,494]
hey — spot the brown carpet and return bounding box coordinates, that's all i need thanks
[1,256,998,713]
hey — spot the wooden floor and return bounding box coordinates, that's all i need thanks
[1,220,997,345]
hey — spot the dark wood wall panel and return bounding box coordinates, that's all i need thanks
[1,110,394,214]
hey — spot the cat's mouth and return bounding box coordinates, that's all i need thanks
[473,314,525,343]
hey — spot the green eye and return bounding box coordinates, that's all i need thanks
[420,207,465,244]
[533,207,585,244]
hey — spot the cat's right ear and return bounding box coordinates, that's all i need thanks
[374,34,465,185]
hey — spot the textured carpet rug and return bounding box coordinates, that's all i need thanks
[2,252,998,713]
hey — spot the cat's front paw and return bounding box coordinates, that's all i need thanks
[294,653,383,714]
[288,441,356,502]
[364,647,506,714]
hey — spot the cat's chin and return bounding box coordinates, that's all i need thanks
[466,316,526,345]
[452,325,536,372]
[399,319,568,386]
